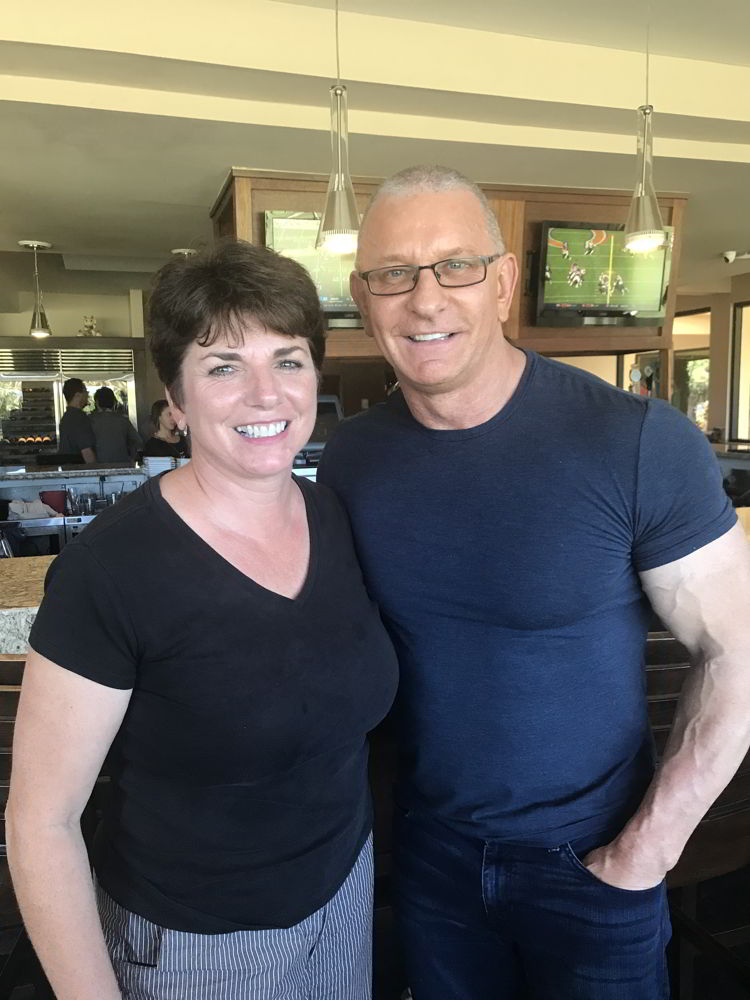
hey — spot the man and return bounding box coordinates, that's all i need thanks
[317,165,750,999]
[90,386,142,464]
[58,377,96,463]
[567,262,585,288]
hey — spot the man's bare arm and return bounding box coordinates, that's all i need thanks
[584,522,750,889]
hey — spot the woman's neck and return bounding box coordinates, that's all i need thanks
[161,458,299,540]
[156,427,179,443]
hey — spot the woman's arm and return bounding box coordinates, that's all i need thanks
[6,650,132,1000]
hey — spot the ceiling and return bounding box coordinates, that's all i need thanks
[1,0,749,300]
[279,0,750,68]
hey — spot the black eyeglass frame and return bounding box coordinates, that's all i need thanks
[357,254,501,296]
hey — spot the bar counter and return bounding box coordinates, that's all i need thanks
[0,464,141,482]
[0,509,746,656]
[0,555,54,654]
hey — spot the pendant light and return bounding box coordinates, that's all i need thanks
[170,248,198,258]
[624,19,666,254]
[18,240,53,338]
[316,0,359,254]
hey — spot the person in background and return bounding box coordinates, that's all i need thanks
[58,377,96,463]
[7,240,398,1000]
[318,165,750,999]
[90,387,142,465]
[142,398,187,458]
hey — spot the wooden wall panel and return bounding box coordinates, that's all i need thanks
[490,197,525,340]
[660,198,685,350]
[210,169,687,367]
[325,328,383,359]
[233,177,254,243]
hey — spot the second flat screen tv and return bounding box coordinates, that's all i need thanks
[536,222,673,327]
[265,211,360,326]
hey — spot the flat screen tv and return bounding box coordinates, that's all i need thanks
[535,221,673,327]
[265,211,360,327]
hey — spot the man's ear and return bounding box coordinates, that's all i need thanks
[496,253,519,325]
[165,387,187,432]
[350,270,373,338]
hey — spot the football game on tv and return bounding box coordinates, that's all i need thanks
[536,222,673,327]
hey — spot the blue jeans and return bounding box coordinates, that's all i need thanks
[394,809,671,999]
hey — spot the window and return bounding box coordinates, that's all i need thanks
[0,379,23,443]
[731,302,750,443]
[672,351,710,431]
[671,310,710,430]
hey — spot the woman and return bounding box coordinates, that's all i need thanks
[7,241,399,1000]
[142,399,187,458]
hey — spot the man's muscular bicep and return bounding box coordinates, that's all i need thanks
[639,522,750,658]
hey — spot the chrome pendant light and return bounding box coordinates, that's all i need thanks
[18,240,53,338]
[624,18,666,254]
[316,0,359,254]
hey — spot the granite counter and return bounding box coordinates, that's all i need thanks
[0,554,54,654]
[0,465,141,482]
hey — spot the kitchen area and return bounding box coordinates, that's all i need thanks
[0,464,147,559]
[0,463,148,650]
[0,341,155,562]
[0,345,143,467]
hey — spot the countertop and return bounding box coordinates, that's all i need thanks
[0,555,55,609]
[0,554,55,654]
[0,465,142,482]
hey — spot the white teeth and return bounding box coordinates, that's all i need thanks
[410,333,452,341]
[235,421,288,439]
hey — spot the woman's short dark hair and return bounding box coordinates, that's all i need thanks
[150,399,169,429]
[148,241,326,404]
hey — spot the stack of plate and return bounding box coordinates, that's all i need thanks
[143,457,174,477]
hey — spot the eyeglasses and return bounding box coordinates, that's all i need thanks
[358,255,500,296]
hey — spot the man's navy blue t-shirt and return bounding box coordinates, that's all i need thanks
[317,352,736,846]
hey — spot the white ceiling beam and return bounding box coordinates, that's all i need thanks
[2,1,750,122]
[1,74,748,165]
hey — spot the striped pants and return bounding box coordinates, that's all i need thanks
[95,834,373,999]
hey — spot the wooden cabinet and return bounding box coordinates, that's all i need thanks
[211,169,687,396]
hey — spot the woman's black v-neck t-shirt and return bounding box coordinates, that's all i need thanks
[29,475,399,932]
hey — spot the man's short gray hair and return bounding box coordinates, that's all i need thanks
[360,165,506,257]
